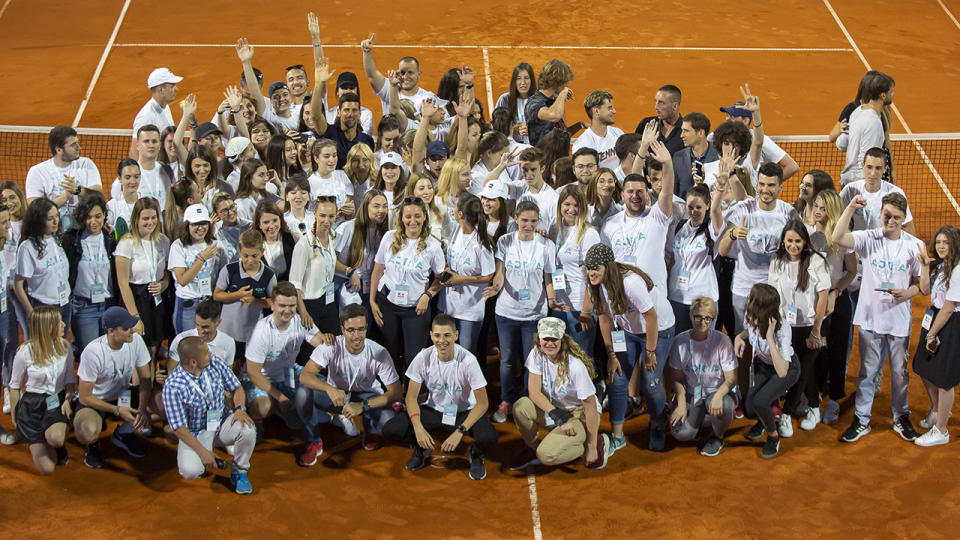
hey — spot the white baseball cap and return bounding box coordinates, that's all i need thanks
[480,180,509,200]
[147,67,183,89]
[184,204,211,223]
[380,152,404,168]
[225,137,252,161]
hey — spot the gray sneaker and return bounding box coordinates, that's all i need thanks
[333,414,360,437]
[700,435,724,457]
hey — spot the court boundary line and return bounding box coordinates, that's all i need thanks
[72,0,131,127]
[0,0,13,22]
[526,474,543,540]
[936,0,960,31]
[110,42,854,52]
[482,47,494,114]
[823,0,960,217]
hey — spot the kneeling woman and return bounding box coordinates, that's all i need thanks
[507,317,608,471]
[9,306,75,474]
[668,297,737,457]
[734,283,800,459]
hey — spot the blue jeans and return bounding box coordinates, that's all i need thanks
[294,387,395,442]
[173,296,200,334]
[608,326,675,426]
[495,315,538,404]
[456,318,484,361]
[551,309,596,358]
[72,296,107,353]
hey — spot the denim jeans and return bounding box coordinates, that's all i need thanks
[551,308,597,359]
[608,325,675,426]
[173,296,200,335]
[495,315,538,404]
[455,318,484,361]
[855,329,910,424]
[294,387,395,442]
[71,296,107,353]
[5,291,27,381]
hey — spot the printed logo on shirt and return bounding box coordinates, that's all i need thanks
[428,380,463,394]
[505,258,544,272]
[613,232,647,251]
[387,254,426,271]
[869,258,907,273]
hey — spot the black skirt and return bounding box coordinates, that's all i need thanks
[14,392,69,444]
[913,310,960,389]
[131,283,169,345]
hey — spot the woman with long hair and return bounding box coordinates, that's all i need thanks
[289,196,345,337]
[405,174,445,240]
[795,169,834,224]
[167,204,221,334]
[114,197,170,363]
[14,198,71,335]
[235,158,281,223]
[158,126,182,181]
[554,184,601,354]
[253,200,296,282]
[495,62,536,144]
[479,181,509,241]
[106,159,141,235]
[283,175,314,239]
[912,225,960,446]
[505,316,608,470]
[264,134,304,185]
[584,243,664,453]
[735,283,799,459]
[372,153,409,215]
[344,143,376,207]
[1,183,27,413]
[668,184,720,335]
[436,157,473,232]
[8,306,74,473]
[768,219,829,436]
[334,190,390,314]
[248,117,277,159]
[185,145,230,212]
[163,177,199,240]
[308,139,355,223]
[585,167,622,230]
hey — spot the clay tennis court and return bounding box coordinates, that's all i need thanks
[1,0,960,537]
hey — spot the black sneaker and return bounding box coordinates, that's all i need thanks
[840,417,871,443]
[84,441,103,469]
[699,435,724,457]
[405,447,427,472]
[55,446,68,466]
[110,429,147,458]
[506,446,541,470]
[469,452,487,480]
[744,421,765,442]
[761,435,780,459]
[892,416,919,442]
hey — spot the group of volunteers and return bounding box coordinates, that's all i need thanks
[3,15,958,495]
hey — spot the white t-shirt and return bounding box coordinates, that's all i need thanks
[78,334,151,401]
[10,343,75,395]
[496,92,530,144]
[767,255,830,327]
[374,82,437,117]
[25,157,102,230]
[841,106,884,185]
[444,227,496,322]
[112,162,170,210]
[852,229,923,336]
[3,221,21,283]
[284,211,315,239]
[374,231,445,308]
[167,239,221,299]
[169,328,237,367]
[509,182,559,235]
[572,126,624,171]
[494,232,557,320]
[470,161,512,197]
[601,272,656,334]
[555,225,602,312]
[106,197,137,232]
[311,336,399,395]
[132,98,175,137]
[263,102,300,133]
[723,199,797,297]
[75,233,112,301]
[16,237,70,306]
[245,314,319,383]
[668,220,721,304]
[406,344,486,413]
[746,320,794,366]
[809,230,848,289]
[334,220,379,297]
[526,349,599,413]
[308,170,354,211]
[942,263,960,310]
[840,180,913,231]
[668,330,736,406]
[114,236,169,285]
[587,202,623,231]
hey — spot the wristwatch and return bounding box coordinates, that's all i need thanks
[362,400,371,412]
[235,405,246,412]
[456,424,467,434]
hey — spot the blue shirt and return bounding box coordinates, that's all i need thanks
[323,122,375,169]
[162,358,240,434]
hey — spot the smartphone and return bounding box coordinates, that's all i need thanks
[693,160,704,180]
[927,336,941,355]
[440,271,452,282]
[874,288,893,293]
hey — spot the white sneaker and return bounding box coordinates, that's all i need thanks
[2,387,9,414]
[800,407,821,431]
[915,426,950,447]
[779,414,794,438]
[822,400,840,425]
[919,410,937,430]
[334,414,360,437]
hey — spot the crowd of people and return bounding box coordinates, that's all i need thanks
[3,15,958,495]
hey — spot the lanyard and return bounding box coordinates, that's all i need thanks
[185,369,216,405]
[677,222,703,271]
[514,234,540,286]
[141,239,158,280]
[312,231,336,283]
[342,351,363,393]
[84,233,108,284]
[882,236,904,283]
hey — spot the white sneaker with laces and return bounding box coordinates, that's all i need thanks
[2,387,9,414]
[915,426,950,447]
[800,407,821,431]
[919,410,937,430]
[334,414,360,437]
[779,413,794,438]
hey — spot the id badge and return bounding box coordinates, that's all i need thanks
[197,268,211,292]
[612,330,627,353]
[45,394,59,410]
[881,281,895,292]
[344,392,352,404]
[153,293,163,306]
[325,282,335,305]
[787,305,798,325]
[922,308,934,330]
[677,270,691,291]
[57,282,69,306]
[118,389,132,409]
[624,255,637,265]
[693,386,702,404]
[518,288,532,303]
[442,403,457,426]
[287,367,296,389]
[544,410,555,427]
[394,283,409,303]
[90,282,107,304]
[206,409,222,432]
[551,269,567,290]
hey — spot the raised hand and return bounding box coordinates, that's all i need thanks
[420,98,438,120]
[235,38,254,63]
[224,86,243,111]
[387,69,401,87]
[739,83,760,113]
[180,93,197,117]
[648,140,671,164]
[314,56,336,84]
[454,91,473,118]
[640,119,659,149]
[458,64,475,86]
[307,12,320,37]
[849,194,867,210]
[360,33,375,53]
[731,217,749,240]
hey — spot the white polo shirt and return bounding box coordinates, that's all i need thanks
[132,98,175,137]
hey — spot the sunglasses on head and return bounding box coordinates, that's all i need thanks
[403,197,423,205]
[286,64,304,71]
[315,195,337,204]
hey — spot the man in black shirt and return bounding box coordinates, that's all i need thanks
[524,59,574,145]
[634,84,684,157]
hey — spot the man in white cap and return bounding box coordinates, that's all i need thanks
[224,136,255,193]
[130,67,183,159]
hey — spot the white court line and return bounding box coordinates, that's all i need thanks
[527,474,543,540]
[936,0,960,31]
[111,42,853,52]
[482,47,494,114]
[0,0,13,22]
[823,0,960,216]
[73,0,131,127]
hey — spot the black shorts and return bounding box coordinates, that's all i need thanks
[15,392,69,443]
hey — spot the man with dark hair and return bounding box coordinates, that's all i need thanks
[613,133,642,184]
[323,72,374,135]
[510,147,560,235]
[571,147,599,190]
[169,299,237,373]
[672,111,718,198]
[294,303,401,465]
[130,67,183,159]
[714,101,799,180]
[841,70,896,185]
[111,125,173,207]
[235,39,299,132]
[361,33,437,117]
[634,85,684,156]
[310,56,375,169]
[573,90,623,170]
[285,64,310,105]
[25,125,103,231]
[840,147,915,235]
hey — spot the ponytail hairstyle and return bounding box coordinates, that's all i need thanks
[534,332,596,383]
[587,262,654,317]
[390,197,431,255]
[684,184,713,241]
[556,184,591,245]
[457,193,494,251]
[745,283,782,337]
[346,190,389,269]
[773,218,825,292]
[164,178,197,240]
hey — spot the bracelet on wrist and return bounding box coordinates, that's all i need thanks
[646,349,656,355]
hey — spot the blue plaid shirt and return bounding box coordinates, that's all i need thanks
[162,358,240,435]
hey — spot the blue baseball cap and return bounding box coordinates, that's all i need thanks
[426,140,450,159]
[102,306,140,330]
[719,101,751,119]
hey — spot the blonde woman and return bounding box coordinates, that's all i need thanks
[506,316,608,470]
[9,306,75,474]
[344,143,376,207]
[436,157,473,241]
